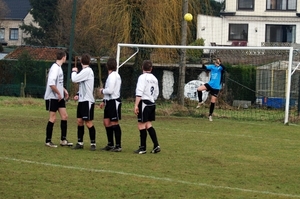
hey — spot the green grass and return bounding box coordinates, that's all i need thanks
[1,97,300,198]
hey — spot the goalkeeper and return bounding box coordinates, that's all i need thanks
[196,58,225,121]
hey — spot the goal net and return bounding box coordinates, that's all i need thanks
[116,43,299,124]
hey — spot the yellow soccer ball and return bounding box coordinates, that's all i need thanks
[184,13,193,22]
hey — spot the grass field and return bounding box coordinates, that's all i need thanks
[1,97,300,199]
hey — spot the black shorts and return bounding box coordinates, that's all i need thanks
[104,98,122,121]
[45,99,66,112]
[137,100,156,123]
[204,83,220,97]
[77,101,95,121]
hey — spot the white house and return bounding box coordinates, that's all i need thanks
[197,0,300,47]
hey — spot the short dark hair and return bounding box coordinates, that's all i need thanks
[106,58,117,71]
[142,60,152,71]
[81,53,91,65]
[56,50,66,60]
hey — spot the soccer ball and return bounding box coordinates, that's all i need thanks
[184,13,193,22]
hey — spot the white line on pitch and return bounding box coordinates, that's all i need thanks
[1,156,300,198]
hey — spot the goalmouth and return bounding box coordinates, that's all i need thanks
[116,43,296,124]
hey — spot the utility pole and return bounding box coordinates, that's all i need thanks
[67,0,77,91]
[178,0,188,105]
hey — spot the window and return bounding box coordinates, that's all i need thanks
[0,28,4,40]
[266,0,296,10]
[9,28,19,40]
[265,25,295,43]
[238,0,254,10]
[229,24,248,41]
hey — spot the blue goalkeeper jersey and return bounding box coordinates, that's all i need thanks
[206,64,224,90]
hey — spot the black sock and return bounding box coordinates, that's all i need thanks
[139,129,147,150]
[112,124,122,148]
[88,126,96,144]
[147,127,159,148]
[197,91,202,102]
[209,103,215,116]
[105,126,114,146]
[45,121,54,143]
[77,125,84,143]
[60,120,67,140]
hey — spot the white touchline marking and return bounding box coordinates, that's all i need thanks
[1,156,300,198]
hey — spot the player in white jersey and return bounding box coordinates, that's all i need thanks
[71,53,97,151]
[99,58,123,152]
[44,50,73,148]
[134,60,161,154]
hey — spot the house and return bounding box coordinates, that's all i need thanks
[4,46,67,61]
[197,0,300,47]
[0,0,37,46]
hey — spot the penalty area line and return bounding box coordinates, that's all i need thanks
[1,156,300,198]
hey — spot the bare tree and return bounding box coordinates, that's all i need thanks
[72,0,201,55]
[55,0,213,102]
[53,0,73,47]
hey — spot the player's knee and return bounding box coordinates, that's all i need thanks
[86,121,93,128]
[62,114,68,120]
[77,119,83,126]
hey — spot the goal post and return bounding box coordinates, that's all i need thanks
[116,43,296,124]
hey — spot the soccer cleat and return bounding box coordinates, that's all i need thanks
[151,146,161,154]
[45,142,57,148]
[196,102,204,109]
[134,147,146,154]
[60,140,73,146]
[72,143,84,150]
[209,116,213,122]
[111,147,122,152]
[90,144,96,151]
[101,145,114,151]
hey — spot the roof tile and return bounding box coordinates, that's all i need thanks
[4,46,67,61]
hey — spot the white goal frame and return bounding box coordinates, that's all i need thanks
[116,43,294,124]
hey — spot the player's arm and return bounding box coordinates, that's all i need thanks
[50,85,62,101]
[102,76,115,95]
[153,81,159,100]
[134,76,144,114]
[48,67,62,100]
[134,96,141,115]
[220,63,225,71]
[74,92,79,101]
[64,88,69,100]
[71,69,88,83]
[202,64,207,70]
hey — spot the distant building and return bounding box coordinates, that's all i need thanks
[0,0,38,46]
[197,0,300,47]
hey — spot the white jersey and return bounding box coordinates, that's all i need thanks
[103,71,121,100]
[44,63,64,100]
[135,72,159,103]
[71,66,95,103]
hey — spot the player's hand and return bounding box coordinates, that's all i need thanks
[57,93,62,101]
[74,95,79,101]
[64,92,69,100]
[72,67,78,73]
[134,106,139,115]
[100,102,104,109]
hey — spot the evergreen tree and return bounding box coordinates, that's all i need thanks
[20,0,59,46]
